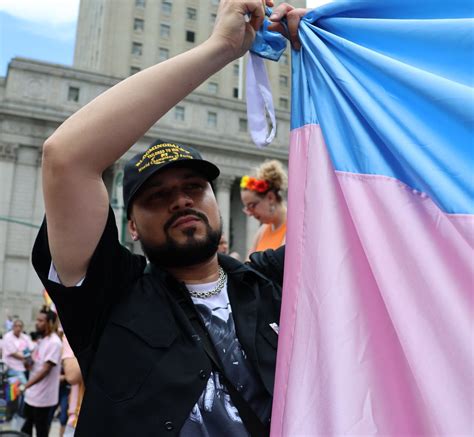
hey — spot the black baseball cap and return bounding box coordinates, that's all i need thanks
[123,140,220,217]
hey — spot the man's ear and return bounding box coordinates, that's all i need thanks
[127,219,139,241]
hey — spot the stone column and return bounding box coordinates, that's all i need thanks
[26,147,46,298]
[4,145,41,320]
[6,145,40,259]
[246,215,260,256]
[0,143,18,318]
[215,175,233,242]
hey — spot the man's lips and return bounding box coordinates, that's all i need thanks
[171,215,202,228]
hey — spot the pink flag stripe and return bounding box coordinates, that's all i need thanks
[271,124,473,436]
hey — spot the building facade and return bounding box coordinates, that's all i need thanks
[74,0,305,110]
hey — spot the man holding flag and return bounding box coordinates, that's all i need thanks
[30,1,305,436]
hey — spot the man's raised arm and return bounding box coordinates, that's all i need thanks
[42,0,276,287]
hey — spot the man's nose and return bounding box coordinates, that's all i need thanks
[169,190,193,211]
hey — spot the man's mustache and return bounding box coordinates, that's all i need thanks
[164,208,209,233]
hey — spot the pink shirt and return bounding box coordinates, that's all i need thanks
[2,331,33,371]
[61,335,74,360]
[25,333,63,407]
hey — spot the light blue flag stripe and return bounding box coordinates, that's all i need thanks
[290,0,474,214]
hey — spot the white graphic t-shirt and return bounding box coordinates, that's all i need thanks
[179,279,271,436]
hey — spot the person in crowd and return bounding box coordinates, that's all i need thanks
[2,319,34,420]
[240,160,288,255]
[2,319,33,384]
[61,335,83,437]
[21,308,63,437]
[218,235,243,261]
[47,329,70,437]
[31,1,306,435]
[4,315,14,332]
[217,234,230,254]
[50,366,70,437]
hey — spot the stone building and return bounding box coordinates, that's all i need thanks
[0,0,304,327]
[73,0,304,108]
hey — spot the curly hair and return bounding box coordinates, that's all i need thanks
[256,160,288,202]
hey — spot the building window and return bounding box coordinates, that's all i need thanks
[279,97,288,110]
[233,64,239,76]
[67,86,80,102]
[132,42,143,56]
[210,13,217,24]
[239,118,247,132]
[281,53,289,65]
[135,0,145,7]
[233,87,239,98]
[186,31,195,43]
[187,7,197,20]
[160,24,170,39]
[208,82,218,94]
[207,111,217,128]
[130,66,141,75]
[175,106,185,121]
[133,18,144,32]
[161,1,172,15]
[158,47,169,61]
[279,75,288,87]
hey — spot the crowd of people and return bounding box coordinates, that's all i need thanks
[0,310,83,437]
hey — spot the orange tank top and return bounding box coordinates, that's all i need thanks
[255,222,286,252]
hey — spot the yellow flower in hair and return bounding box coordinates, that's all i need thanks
[240,175,250,188]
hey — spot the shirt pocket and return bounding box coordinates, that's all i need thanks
[92,314,177,402]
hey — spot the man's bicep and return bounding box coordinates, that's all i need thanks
[42,361,55,374]
[42,166,110,287]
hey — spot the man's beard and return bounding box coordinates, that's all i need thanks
[140,209,222,268]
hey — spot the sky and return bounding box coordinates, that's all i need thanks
[0,0,328,78]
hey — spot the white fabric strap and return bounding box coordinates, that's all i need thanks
[48,262,84,287]
[245,52,277,148]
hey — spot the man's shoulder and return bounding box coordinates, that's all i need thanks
[2,332,15,347]
[247,246,285,286]
[45,333,62,348]
[219,251,282,286]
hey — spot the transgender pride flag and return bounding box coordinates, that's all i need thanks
[270,1,474,435]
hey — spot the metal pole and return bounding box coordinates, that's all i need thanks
[0,216,40,229]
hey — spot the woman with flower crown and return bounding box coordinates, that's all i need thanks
[240,159,288,256]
